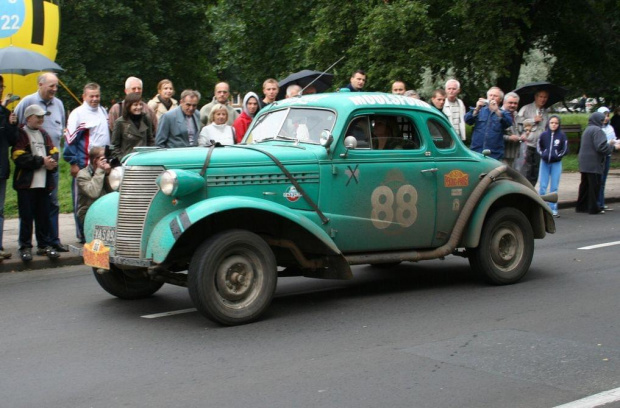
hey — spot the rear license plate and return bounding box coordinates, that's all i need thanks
[93,225,115,246]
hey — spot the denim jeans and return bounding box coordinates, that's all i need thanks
[538,160,562,213]
[598,155,611,209]
[0,178,6,250]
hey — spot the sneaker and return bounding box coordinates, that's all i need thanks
[52,244,69,253]
[19,248,32,262]
[45,247,60,259]
[36,247,48,256]
[553,213,560,218]
[0,250,12,259]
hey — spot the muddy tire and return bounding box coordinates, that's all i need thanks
[188,230,277,326]
[93,265,163,299]
[468,208,534,285]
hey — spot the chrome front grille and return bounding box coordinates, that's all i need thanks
[115,166,163,258]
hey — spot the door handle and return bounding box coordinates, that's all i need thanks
[421,168,438,173]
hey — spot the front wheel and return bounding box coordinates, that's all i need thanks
[188,230,277,326]
[93,265,164,299]
[468,208,534,285]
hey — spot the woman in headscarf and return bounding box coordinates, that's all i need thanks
[147,79,178,120]
[537,115,568,217]
[111,92,154,161]
[576,111,619,214]
[232,92,259,143]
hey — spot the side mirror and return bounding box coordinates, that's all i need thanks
[344,136,358,149]
[340,136,358,158]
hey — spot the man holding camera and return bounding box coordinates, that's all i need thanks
[63,83,110,243]
[465,86,513,160]
[76,146,112,230]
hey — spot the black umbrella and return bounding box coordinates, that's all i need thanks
[277,70,334,100]
[0,45,64,75]
[512,81,568,109]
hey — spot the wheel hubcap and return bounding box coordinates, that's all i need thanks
[490,226,521,269]
[216,255,255,302]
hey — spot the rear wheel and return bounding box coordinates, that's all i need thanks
[468,208,534,285]
[93,265,163,299]
[188,230,277,326]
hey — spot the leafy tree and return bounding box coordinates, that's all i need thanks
[56,0,215,111]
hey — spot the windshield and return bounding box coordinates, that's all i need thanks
[246,108,336,144]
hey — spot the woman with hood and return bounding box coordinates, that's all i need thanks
[537,115,568,217]
[576,111,619,214]
[233,92,259,143]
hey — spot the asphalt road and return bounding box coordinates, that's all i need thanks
[1,207,620,408]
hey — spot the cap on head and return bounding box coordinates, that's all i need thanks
[24,105,50,118]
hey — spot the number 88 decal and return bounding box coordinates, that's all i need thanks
[371,184,418,229]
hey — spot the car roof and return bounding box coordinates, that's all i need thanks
[265,91,437,116]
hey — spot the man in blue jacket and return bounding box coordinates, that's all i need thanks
[156,90,201,148]
[465,87,513,160]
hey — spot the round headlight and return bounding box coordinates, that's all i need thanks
[159,170,178,196]
[109,166,125,191]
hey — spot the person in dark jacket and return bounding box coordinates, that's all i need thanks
[111,92,154,161]
[12,105,60,262]
[0,75,18,259]
[576,112,619,214]
[537,115,568,217]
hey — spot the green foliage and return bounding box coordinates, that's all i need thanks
[56,0,216,111]
[55,0,619,106]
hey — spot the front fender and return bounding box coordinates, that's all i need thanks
[145,196,340,263]
[461,180,555,248]
[83,192,119,241]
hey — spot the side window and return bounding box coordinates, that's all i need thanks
[370,115,421,150]
[345,116,371,148]
[427,119,454,149]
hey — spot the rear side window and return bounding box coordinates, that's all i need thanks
[427,119,454,149]
[345,115,421,150]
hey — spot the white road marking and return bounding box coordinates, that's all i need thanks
[141,308,197,319]
[553,386,620,408]
[578,241,620,250]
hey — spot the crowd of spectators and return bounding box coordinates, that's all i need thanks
[1,70,619,263]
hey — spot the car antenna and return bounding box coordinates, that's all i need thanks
[300,55,345,96]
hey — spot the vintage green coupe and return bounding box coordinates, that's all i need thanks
[80,92,556,325]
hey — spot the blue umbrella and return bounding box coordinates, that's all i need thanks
[0,45,64,75]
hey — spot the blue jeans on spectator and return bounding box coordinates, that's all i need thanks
[0,178,6,250]
[598,155,611,209]
[49,172,61,246]
[539,160,562,214]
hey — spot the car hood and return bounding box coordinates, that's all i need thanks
[123,143,326,169]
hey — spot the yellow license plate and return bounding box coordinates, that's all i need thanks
[83,239,110,270]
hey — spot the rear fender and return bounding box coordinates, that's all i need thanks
[146,196,341,264]
[461,180,555,248]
